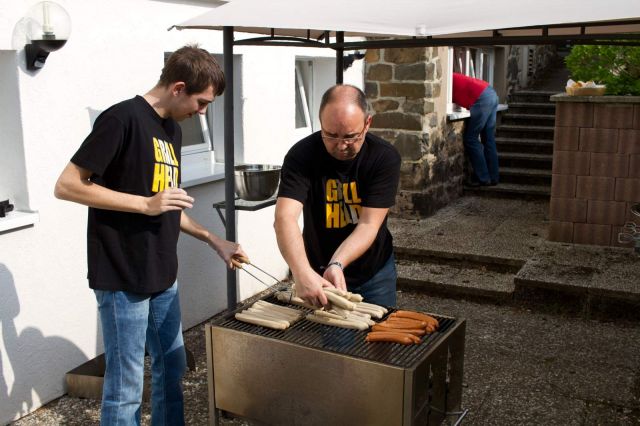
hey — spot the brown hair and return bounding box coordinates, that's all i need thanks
[159,45,225,96]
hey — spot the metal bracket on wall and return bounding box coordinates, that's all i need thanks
[212,196,277,228]
[0,199,14,217]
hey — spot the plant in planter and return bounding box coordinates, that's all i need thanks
[565,45,640,95]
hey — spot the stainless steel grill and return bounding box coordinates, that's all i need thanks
[206,293,466,426]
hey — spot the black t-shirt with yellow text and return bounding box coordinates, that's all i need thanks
[71,96,182,294]
[278,131,401,288]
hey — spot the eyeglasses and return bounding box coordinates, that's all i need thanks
[321,125,367,144]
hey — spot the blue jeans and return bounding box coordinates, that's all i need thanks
[95,281,186,426]
[464,86,499,184]
[350,253,397,307]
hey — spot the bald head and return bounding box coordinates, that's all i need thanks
[318,85,372,161]
[319,84,368,118]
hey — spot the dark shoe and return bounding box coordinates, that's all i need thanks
[465,179,491,187]
[490,181,498,186]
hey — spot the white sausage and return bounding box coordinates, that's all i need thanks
[254,300,302,316]
[246,308,293,325]
[305,314,369,330]
[345,313,375,327]
[353,305,384,319]
[358,301,388,314]
[323,290,355,310]
[241,310,290,326]
[235,312,288,330]
[348,310,371,320]
[348,293,364,302]
[250,304,301,321]
[323,287,349,297]
[313,310,347,320]
[275,291,317,310]
[330,307,350,319]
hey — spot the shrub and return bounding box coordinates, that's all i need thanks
[565,45,640,95]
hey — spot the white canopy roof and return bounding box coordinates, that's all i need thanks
[174,0,640,41]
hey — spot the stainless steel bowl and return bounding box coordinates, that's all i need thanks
[234,164,281,201]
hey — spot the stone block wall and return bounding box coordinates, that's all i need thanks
[364,47,464,219]
[549,95,640,247]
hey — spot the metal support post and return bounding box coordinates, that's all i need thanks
[336,31,344,83]
[223,26,237,310]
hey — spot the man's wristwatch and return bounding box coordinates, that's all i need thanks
[327,261,344,270]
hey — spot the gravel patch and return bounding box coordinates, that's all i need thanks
[13,288,640,425]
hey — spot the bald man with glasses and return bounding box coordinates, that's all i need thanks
[275,84,401,308]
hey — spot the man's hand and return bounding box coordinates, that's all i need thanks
[293,269,334,308]
[145,188,194,216]
[210,239,247,269]
[322,264,347,292]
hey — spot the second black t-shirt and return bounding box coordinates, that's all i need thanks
[278,131,401,288]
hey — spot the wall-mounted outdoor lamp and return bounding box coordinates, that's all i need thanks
[25,1,71,71]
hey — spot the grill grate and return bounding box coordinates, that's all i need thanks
[213,294,456,368]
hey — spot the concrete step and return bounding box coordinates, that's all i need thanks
[464,182,551,199]
[509,91,558,103]
[396,257,517,303]
[501,113,556,127]
[507,102,556,115]
[396,245,640,322]
[513,246,640,321]
[496,137,554,154]
[499,152,553,169]
[497,124,555,139]
[500,166,552,186]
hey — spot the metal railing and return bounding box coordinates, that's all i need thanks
[618,203,640,254]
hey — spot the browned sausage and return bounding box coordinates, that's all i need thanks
[392,310,439,329]
[378,320,424,330]
[372,324,426,336]
[365,331,418,345]
[385,317,429,329]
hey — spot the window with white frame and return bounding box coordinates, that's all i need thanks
[179,110,213,156]
[447,47,495,113]
[294,57,336,138]
[295,59,313,135]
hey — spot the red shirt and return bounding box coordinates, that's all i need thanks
[452,73,489,109]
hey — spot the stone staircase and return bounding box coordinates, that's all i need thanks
[465,90,557,198]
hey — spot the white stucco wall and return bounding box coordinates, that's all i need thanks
[0,0,363,423]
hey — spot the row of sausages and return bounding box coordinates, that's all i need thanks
[366,310,439,345]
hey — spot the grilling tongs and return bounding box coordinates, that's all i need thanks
[232,256,281,288]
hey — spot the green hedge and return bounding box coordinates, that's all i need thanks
[565,45,640,96]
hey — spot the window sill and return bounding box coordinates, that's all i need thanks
[0,210,39,233]
[447,103,509,121]
[181,158,226,189]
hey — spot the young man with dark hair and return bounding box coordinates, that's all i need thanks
[275,84,401,308]
[55,45,245,425]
